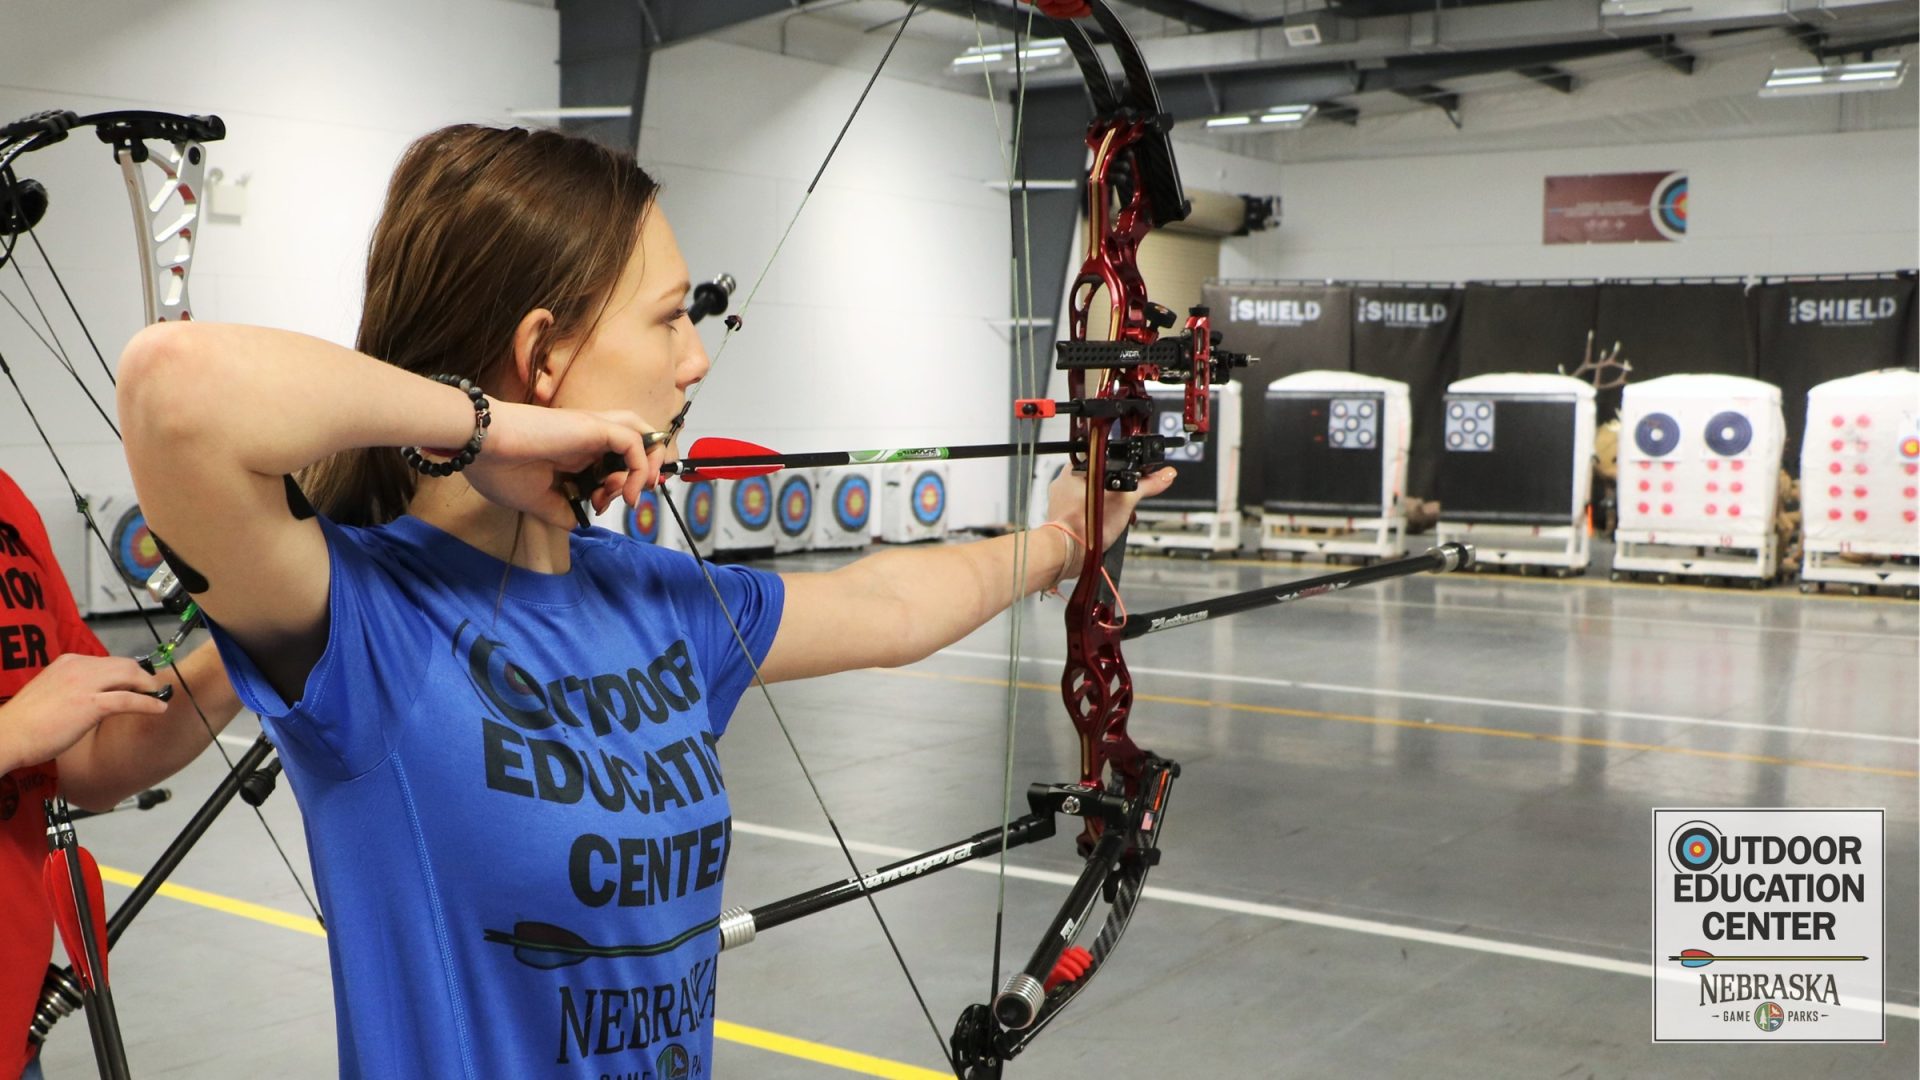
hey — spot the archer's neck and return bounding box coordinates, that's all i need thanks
[407,476,574,574]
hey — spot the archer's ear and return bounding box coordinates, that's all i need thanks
[511,308,570,405]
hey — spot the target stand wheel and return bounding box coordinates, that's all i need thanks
[1903,587,1918,601]
[1654,573,1672,585]
[1748,578,1766,591]
[1849,584,1865,597]
[1611,571,1624,582]
[1799,582,1814,594]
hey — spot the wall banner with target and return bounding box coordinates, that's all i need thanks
[1543,171,1687,244]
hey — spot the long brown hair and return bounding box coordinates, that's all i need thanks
[302,124,660,525]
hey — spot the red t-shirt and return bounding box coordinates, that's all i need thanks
[0,470,106,1076]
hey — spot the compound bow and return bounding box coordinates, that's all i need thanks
[1,108,323,1055]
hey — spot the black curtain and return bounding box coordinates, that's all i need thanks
[1753,277,1918,473]
[1592,282,1754,420]
[1458,283,1599,380]
[1350,286,1461,500]
[1203,283,1352,506]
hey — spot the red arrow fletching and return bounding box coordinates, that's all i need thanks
[43,846,109,991]
[679,436,783,480]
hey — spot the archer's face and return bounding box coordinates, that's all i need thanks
[549,211,709,443]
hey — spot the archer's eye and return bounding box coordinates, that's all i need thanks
[665,307,689,331]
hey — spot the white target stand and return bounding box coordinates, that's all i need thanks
[1798,368,1920,598]
[770,474,815,555]
[811,466,876,552]
[1130,383,1243,556]
[714,476,779,557]
[879,462,948,544]
[1257,372,1410,561]
[83,490,161,615]
[1433,374,1596,576]
[1610,375,1785,588]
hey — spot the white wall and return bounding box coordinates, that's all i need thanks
[638,36,1019,529]
[0,0,557,563]
[1217,126,1920,283]
[1212,35,1920,283]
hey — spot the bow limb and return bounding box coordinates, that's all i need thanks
[2,110,324,1050]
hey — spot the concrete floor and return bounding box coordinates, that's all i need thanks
[40,547,1919,1078]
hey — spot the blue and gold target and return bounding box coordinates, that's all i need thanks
[732,476,773,532]
[1668,821,1720,874]
[110,505,164,586]
[776,477,813,538]
[623,490,661,544]
[833,474,872,532]
[685,481,717,542]
[910,470,946,527]
[1651,172,1688,241]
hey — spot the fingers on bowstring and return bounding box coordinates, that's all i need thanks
[99,690,170,718]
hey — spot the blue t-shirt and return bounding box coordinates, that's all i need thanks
[209,515,783,1080]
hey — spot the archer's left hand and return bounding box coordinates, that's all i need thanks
[1043,464,1177,571]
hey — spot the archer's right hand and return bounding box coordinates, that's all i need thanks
[461,401,669,530]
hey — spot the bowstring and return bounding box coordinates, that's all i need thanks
[0,146,325,928]
[966,0,1043,1007]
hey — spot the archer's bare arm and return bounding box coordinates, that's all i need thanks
[759,466,1175,683]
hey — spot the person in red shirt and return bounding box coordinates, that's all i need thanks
[0,468,244,1080]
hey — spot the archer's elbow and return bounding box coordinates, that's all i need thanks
[118,322,219,454]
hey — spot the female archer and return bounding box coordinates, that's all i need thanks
[113,124,1172,1076]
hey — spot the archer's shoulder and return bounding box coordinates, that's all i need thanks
[572,525,704,578]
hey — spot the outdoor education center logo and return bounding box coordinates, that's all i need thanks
[1651,809,1884,1042]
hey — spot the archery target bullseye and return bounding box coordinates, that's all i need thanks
[1669,821,1719,873]
[731,476,772,531]
[1704,411,1753,457]
[110,504,163,586]
[911,471,945,526]
[834,474,871,532]
[624,490,661,543]
[1634,413,1680,458]
[777,476,812,538]
[685,481,716,542]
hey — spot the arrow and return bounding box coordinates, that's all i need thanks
[1670,948,1868,968]
[663,436,1088,481]
[482,918,721,970]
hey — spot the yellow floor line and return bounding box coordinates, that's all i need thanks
[93,867,948,1077]
[713,1021,950,1079]
[878,669,1920,780]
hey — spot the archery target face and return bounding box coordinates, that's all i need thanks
[1802,380,1920,541]
[730,476,773,531]
[1326,397,1379,450]
[685,481,717,541]
[1620,390,1780,537]
[1651,172,1688,241]
[1668,821,1720,874]
[777,476,813,538]
[623,490,661,543]
[1634,413,1680,458]
[911,471,946,526]
[1159,407,1203,462]
[110,503,164,586]
[1444,398,1496,452]
[833,474,872,532]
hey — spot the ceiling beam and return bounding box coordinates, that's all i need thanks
[1391,83,1462,128]
[1814,31,1920,60]
[1118,0,1251,33]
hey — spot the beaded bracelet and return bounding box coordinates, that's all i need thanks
[400,375,491,477]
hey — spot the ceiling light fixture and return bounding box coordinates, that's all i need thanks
[1204,104,1316,131]
[1761,59,1908,97]
[950,38,1068,73]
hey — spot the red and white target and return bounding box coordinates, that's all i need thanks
[1617,374,1784,543]
[1801,368,1920,546]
